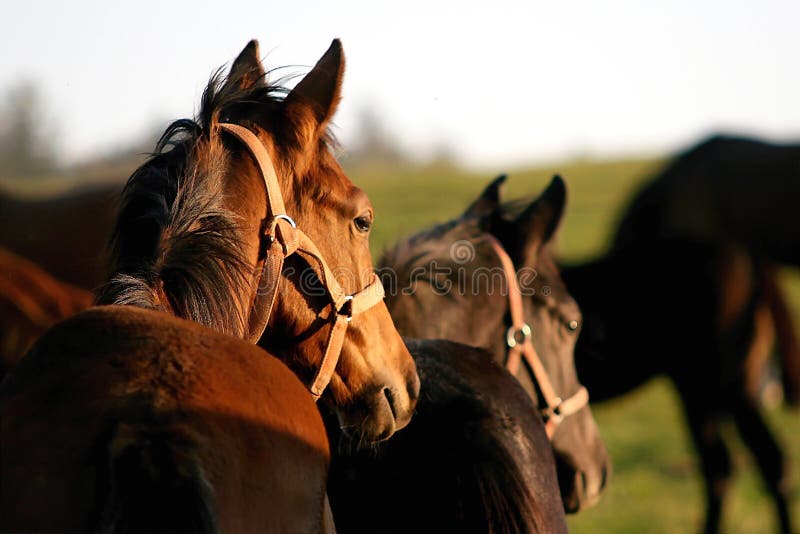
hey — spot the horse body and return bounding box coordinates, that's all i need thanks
[327,338,567,534]
[562,134,800,532]
[1,306,329,533]
[613,134,800,405]
[563,239,794,533]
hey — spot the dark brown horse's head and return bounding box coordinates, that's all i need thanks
[380,175,610,511]
[98,39,418,444]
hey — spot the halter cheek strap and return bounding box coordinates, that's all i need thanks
[218,122,384,400]
[485,234,589,439]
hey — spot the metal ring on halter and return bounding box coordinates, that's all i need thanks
[265,214,298,246]
[543,397,564,423]
[506,323,532,348]
[340,295,354,322]
[272,214,297,228]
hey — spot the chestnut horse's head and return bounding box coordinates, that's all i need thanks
[98,39,418,444]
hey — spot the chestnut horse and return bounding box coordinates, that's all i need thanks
[1,39,418,532]
[378,175,611,513]
[0,247,92,377]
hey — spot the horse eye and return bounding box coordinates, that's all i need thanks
[354,214,372,233]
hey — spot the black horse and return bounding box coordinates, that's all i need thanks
[565,133,799,533]
[375,176,611,513]
[562,240,792,533]
[611,133,800,406]
[613,134,800,266]
[325,339,568,533]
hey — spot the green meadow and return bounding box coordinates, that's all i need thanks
[349,157,800,534]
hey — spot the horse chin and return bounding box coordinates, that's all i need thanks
[553,446,610,514]
[329,367,419,446]
[333,389,401,446]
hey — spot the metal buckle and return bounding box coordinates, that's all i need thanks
[506,323,532,348]
[339,295,354,322]
[273,214,297,228]
[265,214,298,246]
[542,397,563,423]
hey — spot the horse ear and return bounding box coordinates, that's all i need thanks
[284,39,345,134]
[463,174,507,218]
[226,39,266,90]
[513,175,567,261]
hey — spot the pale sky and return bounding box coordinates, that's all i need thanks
[2,0,799,169]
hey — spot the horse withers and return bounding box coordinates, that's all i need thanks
[1,38,418,532]
[378,175,611,513]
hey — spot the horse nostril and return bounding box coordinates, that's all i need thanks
[579,471,588,494]
[407,372,421,402]
[383,387,397,420]
[600,465,608,490]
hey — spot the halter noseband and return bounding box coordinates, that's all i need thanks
[218,122,384,401]
[484,234,589,439]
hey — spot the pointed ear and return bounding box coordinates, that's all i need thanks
[284,39,345,135]
[225,40,266,90]
[513,175,567,262]
[463,174,507,218]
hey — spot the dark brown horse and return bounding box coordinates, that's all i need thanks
[326,338,568,533]
[563,241,793,534]
[1,39,418,532]
[613,133,800,403]
[613,134,800,266]
[561,133,800,533]
[0,183,120,290]
[0,247,92,376]
[378,175,611,513]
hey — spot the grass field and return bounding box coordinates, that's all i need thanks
[348,157,800,533]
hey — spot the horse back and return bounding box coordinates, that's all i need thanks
[0,305,330,533]
[613,135,800,265]
[327,338,567,533]
[0,184,119,289]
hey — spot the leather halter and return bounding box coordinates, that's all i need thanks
[484,234,589,438]
[218,122,385,400]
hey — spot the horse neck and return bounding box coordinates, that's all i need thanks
[559,255,615,304]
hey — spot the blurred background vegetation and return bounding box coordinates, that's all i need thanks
[1,82,798,533]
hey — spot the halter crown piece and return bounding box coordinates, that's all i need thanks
[484,234,590,439]
[218,122,385,400]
